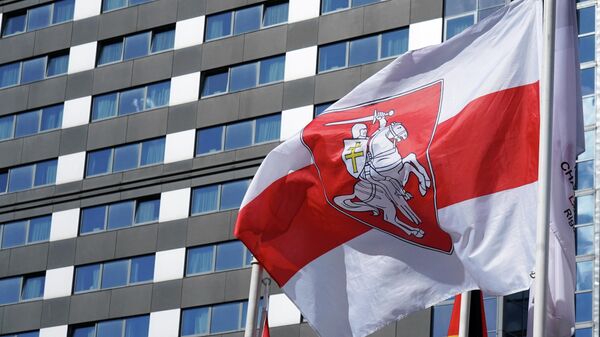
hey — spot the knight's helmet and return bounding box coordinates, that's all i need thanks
[351,123,368,139]
[388,122,408,140]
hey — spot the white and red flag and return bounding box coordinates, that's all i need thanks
[236,1,547,336]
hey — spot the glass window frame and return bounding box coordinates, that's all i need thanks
[0,104,64,142]
[96,25,175,67]
[0,274,45,305]
[190,179,251,216]
[185,241,252,277]
[1,160,57,195]
[204,1,289,42]
[101,0,154,13]
[317,28,407,74]
[0,215,51,250]
[1,0,74,37]
[443,0,511,41]
[320,0,383,15]
[180,301,248,336]
[79,196,161,235]
[73,255,155,294]
[85,138,166,177]
[70,315,150,337]
[0,52,69,90]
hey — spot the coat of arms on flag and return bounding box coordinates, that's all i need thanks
[303,81,453,253]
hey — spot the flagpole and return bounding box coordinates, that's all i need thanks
[533,0,556,335]
[458,291,471,337]
[257,277,272,337]
[244,258,264,337]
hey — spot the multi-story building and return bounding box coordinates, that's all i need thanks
[0,0,595,337]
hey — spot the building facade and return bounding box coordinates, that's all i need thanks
[0,0,595,337]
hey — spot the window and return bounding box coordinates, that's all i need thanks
[91,81,170,121]
[0,104,63,141]
[191,180,250,215]
[317,28,408,73]
[74,255,155,293]
[0,216,51,249]
[321,0,382,14]
[196,114,281,155]
[181,301,250,336]
[80,197,160,234]
[431,294,503,337]
[186,241,252,276]
[97,26,175,66]
[314,102,334,117]
[0,274,44,305]
[1,0,74,36]
[70,315,149,337]
[0,159,57,194]
[102,0,153,12]
[205,2,289,41]
[201,55,285,97]
[0,52,69,89]
[444,0,509,40]
[0,331,39,337]
[86,138,165,177]
[578,6,595,64]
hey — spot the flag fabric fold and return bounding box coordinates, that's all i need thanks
[236,2,548,337]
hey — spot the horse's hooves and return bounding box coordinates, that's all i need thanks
[412,230,425,238]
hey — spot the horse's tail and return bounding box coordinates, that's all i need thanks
[334,194,378,213]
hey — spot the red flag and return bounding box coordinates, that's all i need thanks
[262,317,270,337]
[447,291,488,337]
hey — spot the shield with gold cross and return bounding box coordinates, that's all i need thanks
[341,139,368,178]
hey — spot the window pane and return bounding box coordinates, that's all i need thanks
[202,71,229,96]
[478,6,503,20]
[15,110,41,137]
[182,307,209,336]
[46,54,69,77]
[107,201,135,229]
[34,160,57,186]
[125,316,149,337]
[349,35,378,67]
[578,7,595,35]
[145,81,170,109]
[27,5,52,31]
[575,328,593,337]
[98,41,124,65]
[216,241,245,271]
[134,198,160,224]
[21,57,46,84]
[187,246,214,275]
[196,126,224,155]
[576,195,594,224]
[206,12,233,40]
[92,93,118,120]
[130,255,155,283]
[431,303,454,337]
[74,264,101,292]
[151,29,175,53]
[8,165,34,192]
[0,277,21,304]
[576,160,594,190]
[576,260,593,290]
[483,297,497,331]
[315,103,333,116]
[53,0,75,23]
[230,62,258,92]
[103,0,126,11]
[318,42,347,72]
[255,115,281,143]
[21,275,45,300]
[113,143,140,172]
[97,320,124,337]
[220,180,249,210]
[234,6,261,35]
[140,138,165,166]
[263,3,288,26]
[3,13,26,36]
[40,105,63,131]
[72,327,96,337]
[0,115,14,140]
[102,259,129,288]
[575,292,592,322]
[28,216,51,243]
[580,68,594,96]
[582,96,595,125]
[191,185,219,214]
[0,172,6,193]
[381,29,408,59]
[81,206,107,234]
[0,62,20,88]
[211,302,241,333]
[576,225,594,256]
[124,32,151,60]
[21,332,41,337]
[119,87,146,115]
[259,56,284,84]
[578,131,595,161]
[353,0,379,6]
[322,0,349,13]
[445,0,476,16]
[87,149,113,177]
[225,120,253,150]
[446,15,474,40]
[579,36,595,64]
[1,221,27,248]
